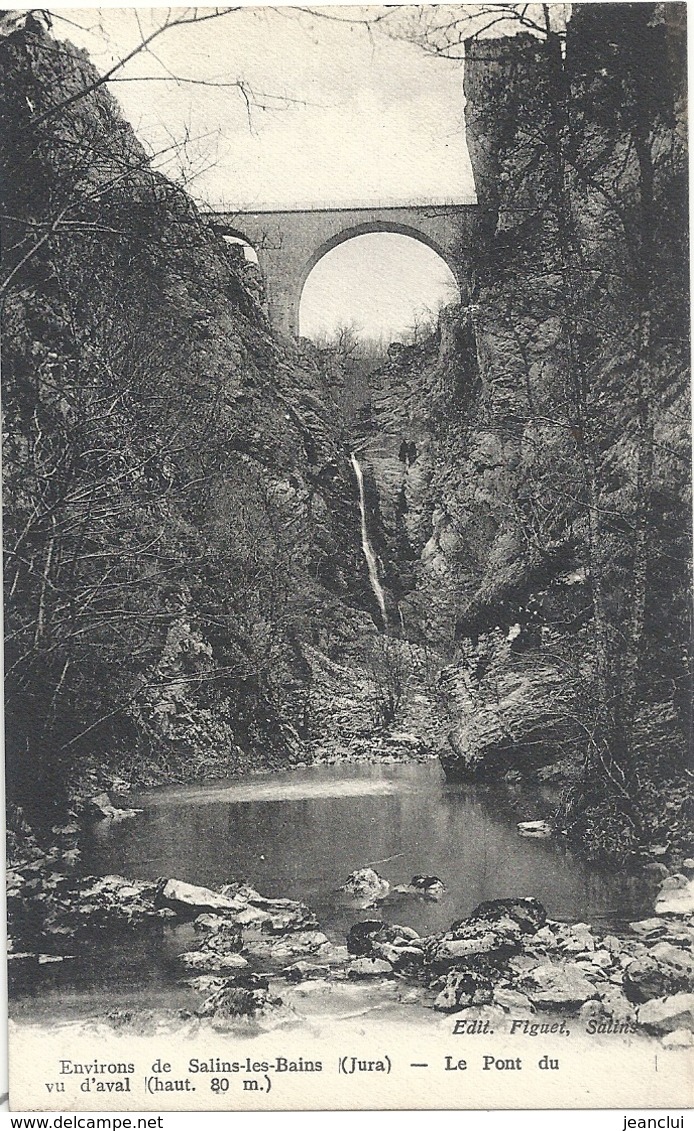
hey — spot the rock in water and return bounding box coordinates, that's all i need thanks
[340,868,390,905]
[410,875,446,899]
[158,878,245,915]
[517,820,553,839]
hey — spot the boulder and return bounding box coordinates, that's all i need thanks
[184,975,227,994]
[74,874,163,924]
[656,877,694,917]
[468,898,546,934]
[410,875,446,899]
[648,941,694,972]
[220,883,262,902]
[232,906,271,928]
[637,993,694,1034]
[282,961,330,983]
[346,957,394,979]
[178,950,248,974]
[659,873,690,892]
[517,821,552,838]
[376,942,425,971]
[554,922,596,954]
[340,869,390,905]
[390,876,446,901]
[193,913,226,933]
[623,951,694,1004]
[493,986,536,1013]
[244,930,331,963]
[596,987,637,1022]
[158,878,245,916]
[518,963,598,1011]
[199,979,283,1020]
[260,903,318,934]
[426,923,521,971]
[346,920,419,957]
[629,918,668,940]
[199,923,243,955]
[590,949,614,971]
[434,970,494,1012]
[580,990,636,1026]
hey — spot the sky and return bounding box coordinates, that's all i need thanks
[55,5,478,338]
[299,232,459,340]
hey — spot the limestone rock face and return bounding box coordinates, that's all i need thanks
[440,661,582,781]
[347,7,689,806]
[1,23,374,811]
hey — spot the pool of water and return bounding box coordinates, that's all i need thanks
[87,760,655,932]
[12,759,656,1019]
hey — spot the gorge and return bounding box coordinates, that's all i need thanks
[2,3,692,1057]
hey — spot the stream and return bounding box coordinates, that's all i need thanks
[11,760,656,1022]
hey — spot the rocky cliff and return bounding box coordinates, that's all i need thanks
[1,21,379,817]
[358,5,690,854]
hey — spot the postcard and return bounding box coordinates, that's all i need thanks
[2,0,692,1112]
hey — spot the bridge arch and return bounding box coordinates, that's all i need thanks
[207,204,481,335]
[298,220,462,300]
[220,227,259,264]
[298,220,463,339]
[294,221,462,338]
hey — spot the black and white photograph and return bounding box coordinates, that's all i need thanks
[1,0,692,1112]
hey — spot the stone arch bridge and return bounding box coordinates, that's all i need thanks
[207,203,483,336]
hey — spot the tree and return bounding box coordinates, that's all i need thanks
[392,4,690,834]
[0,7,305,302]
[1,15,362,816]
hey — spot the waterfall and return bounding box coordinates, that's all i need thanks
[350,452,388,627]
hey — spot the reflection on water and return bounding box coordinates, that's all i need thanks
[89,760,651,936]
[13,760,655,1019]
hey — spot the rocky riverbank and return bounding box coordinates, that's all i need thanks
[8,831,694,1045]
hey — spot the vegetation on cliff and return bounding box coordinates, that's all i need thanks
[1,7,690,867]
[1,20,371,820]
[362,4,690,859]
